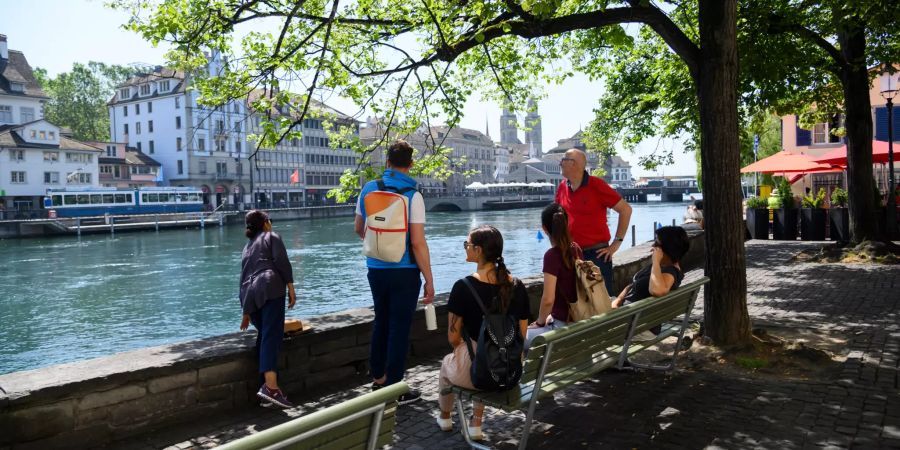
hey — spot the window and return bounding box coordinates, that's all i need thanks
[215,140,225,152]
[175,97,180,109]
[216,120,224,133]
[136,142,142,152]
[233,103,240,113]
[106,145,116,157]
[233,121,241,132]
[236,162,242,175]
[10,150,24,161]
[114,166,120,178]
[175,116,181,129]
[66,152,93,164]
[159,81,170,92]
[20,107,34,123]
[148,102,153,113]
[123,105,128,117]
[30,130,36,138]
[11,171,26,183]
[149,140,155,154]
[0,105,11,123]
[70,173,92,184]
[812,117,843,145]
[136,122,141,134]
[124,123,129,135]
[119,88,131,99]
[49,131,55,140]
[10,83,24,93]
[44,172,59,184]
[148,120,154,133]
[43,151,59,162]
[235,141,241,152]
[176,137,182,151]
[216,161,227,175]
[140,84,151,95]
[136,103,140,115]
[39,131,46,139]
[199,160,207,174]
[198,138,206,151]
[177,160,184,174]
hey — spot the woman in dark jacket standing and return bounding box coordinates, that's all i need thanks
[239,210,297,409]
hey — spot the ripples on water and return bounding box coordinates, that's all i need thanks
[0,203,691,373]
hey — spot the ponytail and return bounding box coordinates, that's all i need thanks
[494,256,513,312]
[542,203,575,269]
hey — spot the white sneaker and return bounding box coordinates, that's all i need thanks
[436,416,453,432]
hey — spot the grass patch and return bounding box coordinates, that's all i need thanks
[735,356,768,369]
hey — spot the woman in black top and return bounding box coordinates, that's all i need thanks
[239,210,297,409]
[612,226,689,308]
[436,225,530,440]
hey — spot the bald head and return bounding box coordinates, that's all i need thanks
[564,148,587,170]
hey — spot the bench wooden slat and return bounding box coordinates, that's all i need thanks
[216,382,407,450]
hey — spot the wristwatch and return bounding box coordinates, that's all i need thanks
[614,237,624,242]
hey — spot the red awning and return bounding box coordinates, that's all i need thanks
[813,141,898,166]
[740,150,836,174]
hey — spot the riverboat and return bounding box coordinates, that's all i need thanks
[44,187,204,217]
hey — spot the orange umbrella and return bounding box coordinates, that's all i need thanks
[783,167,845,184]
[740,150,836,174]
[813,141,896,166]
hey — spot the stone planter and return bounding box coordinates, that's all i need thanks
[800,208,827,241]
[746,208,769,240]
[829,208,850,242]
[773,208,798,240]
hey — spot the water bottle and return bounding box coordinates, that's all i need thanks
[425,303,437,331]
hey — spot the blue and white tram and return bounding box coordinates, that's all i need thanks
[45,187,205,217]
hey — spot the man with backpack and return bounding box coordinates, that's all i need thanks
[556,148,633,296]
[354,140,434,404]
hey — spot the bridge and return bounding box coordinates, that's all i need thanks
[617,186,701,203]
[423,187,699,212]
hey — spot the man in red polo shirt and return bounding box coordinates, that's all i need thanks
[555,149,633,294]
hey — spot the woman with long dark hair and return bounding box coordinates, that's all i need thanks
[436,225,530,440]
[239,210,297,409]
[525,203,583,349]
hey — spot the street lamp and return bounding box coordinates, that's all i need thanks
[880,70,899,239]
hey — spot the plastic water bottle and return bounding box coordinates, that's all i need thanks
[425,303,438,331]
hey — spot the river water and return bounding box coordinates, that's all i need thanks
[0,202,692,374]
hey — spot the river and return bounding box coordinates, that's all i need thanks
[0,202,693,374]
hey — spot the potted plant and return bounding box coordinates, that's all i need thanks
[745,196,769,239]
[772,178,798,240]
[829,187,849,242]
[800,188,827,241]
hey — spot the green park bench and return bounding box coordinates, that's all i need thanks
[446,277,709,450]
[217,382,408,450]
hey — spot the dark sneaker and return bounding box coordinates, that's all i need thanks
[397,389,422,405]
[257,385,294,409]
[371,382,385,392]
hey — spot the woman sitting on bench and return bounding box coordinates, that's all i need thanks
[436,225,530,440]
[612,226,689,310]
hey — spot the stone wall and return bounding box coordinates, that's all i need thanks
[0,230,704,449]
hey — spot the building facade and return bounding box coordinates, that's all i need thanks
[246,90,360,207]
[0,34,46,127]
[107,54,249,206]
[0,120,101,213]
[87,141,161,188]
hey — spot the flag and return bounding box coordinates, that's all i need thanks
[290,169,300,184]
[155,165,164,183]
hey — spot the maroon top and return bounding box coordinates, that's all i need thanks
[543,244,583,322]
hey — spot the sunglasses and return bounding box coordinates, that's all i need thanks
[463,241,474,250]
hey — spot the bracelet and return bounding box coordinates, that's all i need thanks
[535,321,546,327]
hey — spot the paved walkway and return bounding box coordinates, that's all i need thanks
[115,241,900,449]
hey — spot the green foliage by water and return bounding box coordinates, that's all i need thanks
[34,62,139,141]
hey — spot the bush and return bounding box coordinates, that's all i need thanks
[801,188,827,209]
[830,187,848,207]
[768,195,783,209]
[746,196,768,209]
[777,178,795,209]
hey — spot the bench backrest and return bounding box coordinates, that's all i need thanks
[216,382,408,450]
[524,278,708,393]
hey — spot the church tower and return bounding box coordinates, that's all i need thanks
[524,98,542,156]
[499,105,520,145]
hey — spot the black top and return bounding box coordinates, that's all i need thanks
[447,276,531,338]
[239,231,294,315]
[622,264,684,305]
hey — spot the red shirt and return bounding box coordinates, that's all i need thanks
[555,172,622,247]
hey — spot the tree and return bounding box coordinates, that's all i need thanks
[741,0,900,243]
[34,62,137,141]
[117,0,750,345]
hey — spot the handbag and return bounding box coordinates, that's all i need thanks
[568,259,612,322]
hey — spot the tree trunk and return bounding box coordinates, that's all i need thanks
[838,22,878,243]
[696,0,751,345]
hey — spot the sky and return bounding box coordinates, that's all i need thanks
[0,0,697,177]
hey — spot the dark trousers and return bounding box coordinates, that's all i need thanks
[250,296,285,374]
[583,247,615,296]
[367,268,422,385]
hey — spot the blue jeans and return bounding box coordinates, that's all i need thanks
[367,268,422,385]
[250,296,285,374]
[583,247,615,296]
[524,318,568,352]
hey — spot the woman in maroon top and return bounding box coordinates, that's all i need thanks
[525,203,582,350]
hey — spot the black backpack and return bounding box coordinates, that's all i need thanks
[461,278,524,391]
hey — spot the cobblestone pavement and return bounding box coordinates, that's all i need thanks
[114,242,900,450]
